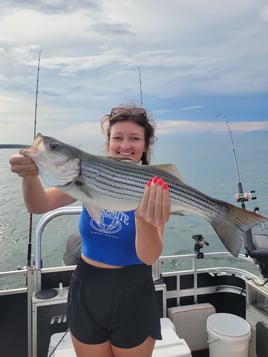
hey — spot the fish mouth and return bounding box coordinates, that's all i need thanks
[32,133,44,149]
[22,133,45,157]
[22,133,81,187]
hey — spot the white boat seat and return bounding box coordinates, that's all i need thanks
[153,318,192,357]
[168,303,216,351]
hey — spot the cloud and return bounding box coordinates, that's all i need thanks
[0,0,267,145]
[181,105,204,112]
[0,0,100,14]
[156,120,268,136]
[260,4,268,21]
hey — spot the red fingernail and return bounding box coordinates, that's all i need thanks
[147,180,151,187]
[163,182,168,190]
[153,176,158,183]
[158,178,163,185]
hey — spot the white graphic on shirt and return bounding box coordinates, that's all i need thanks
[89,210,130,235]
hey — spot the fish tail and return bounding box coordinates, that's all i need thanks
[210,203,268,257]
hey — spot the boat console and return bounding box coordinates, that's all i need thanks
[244,229,268,278]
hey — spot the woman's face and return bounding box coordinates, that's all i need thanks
[108,121,146,163]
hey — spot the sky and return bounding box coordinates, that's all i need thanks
[0,0,268,152]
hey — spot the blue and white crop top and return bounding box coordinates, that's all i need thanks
[79,206,143,266]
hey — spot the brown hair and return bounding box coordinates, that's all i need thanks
[101,106,156,165]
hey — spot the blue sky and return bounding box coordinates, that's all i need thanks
[0,0,267,152]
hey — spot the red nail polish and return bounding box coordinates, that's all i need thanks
[153,176,158,183]
[147,180,152,187]
[158,178,163,185]
[163,182,168,190]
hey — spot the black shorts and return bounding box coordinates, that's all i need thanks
[67,258,162,348]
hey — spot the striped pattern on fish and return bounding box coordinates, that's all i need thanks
[22,133,268,257]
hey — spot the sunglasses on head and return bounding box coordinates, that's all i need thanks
[110,107,146,117]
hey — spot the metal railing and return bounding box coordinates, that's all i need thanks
[34,206,263,282]
[34,206,82,269]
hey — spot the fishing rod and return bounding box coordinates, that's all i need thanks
[138,65,144,107]
[225,120,256,208]
[26,50,41,267]
[221,117,268,279]
[225,120,261,260]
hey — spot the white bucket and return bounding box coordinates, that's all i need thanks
[207,313,251,357]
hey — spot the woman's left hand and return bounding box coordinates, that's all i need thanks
[135,176,170,227]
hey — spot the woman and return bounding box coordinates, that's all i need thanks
[9,106,170,357]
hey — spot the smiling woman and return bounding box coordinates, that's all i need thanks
[101,106,156,165]
[9,105,170,357]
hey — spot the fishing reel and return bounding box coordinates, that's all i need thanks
[235,190,256,203]
[193,234,209,259]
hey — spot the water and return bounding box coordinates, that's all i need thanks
[1,132,268,276]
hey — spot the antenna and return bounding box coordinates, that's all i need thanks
[138,65,144,107]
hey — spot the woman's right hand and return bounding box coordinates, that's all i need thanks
[9,152,39,177]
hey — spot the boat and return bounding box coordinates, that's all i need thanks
[2,44,268,356]
[0,204,267,357]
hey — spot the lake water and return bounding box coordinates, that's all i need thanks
[1,131,267,275]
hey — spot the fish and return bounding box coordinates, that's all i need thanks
[22,133,268,257]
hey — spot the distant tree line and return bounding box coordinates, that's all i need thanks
[0,144,29,149]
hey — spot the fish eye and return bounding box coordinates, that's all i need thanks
[50,141,61,151]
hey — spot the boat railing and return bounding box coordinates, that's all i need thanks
[33,206,263,284]
[0,268,28,295]
[157,252,260,278]
[34,205,82,269]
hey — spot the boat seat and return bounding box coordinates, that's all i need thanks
[168,303,216,352]
[153,318,192,357]
[48,318,192,357]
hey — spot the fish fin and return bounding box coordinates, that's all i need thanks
[78,184,103,222]
[209,203,268,257]
[85,204,102,223]
[79,182,94,198]
[151,164,184,182]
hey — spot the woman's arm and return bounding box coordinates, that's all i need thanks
[135,177,170,265]
[9,153,75,214]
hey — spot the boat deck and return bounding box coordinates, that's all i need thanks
[0,262,261,357]
[1,206,268,357]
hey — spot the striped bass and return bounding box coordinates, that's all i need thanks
[22,133,268,257]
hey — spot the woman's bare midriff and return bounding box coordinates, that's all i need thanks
[81,253,124,269]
